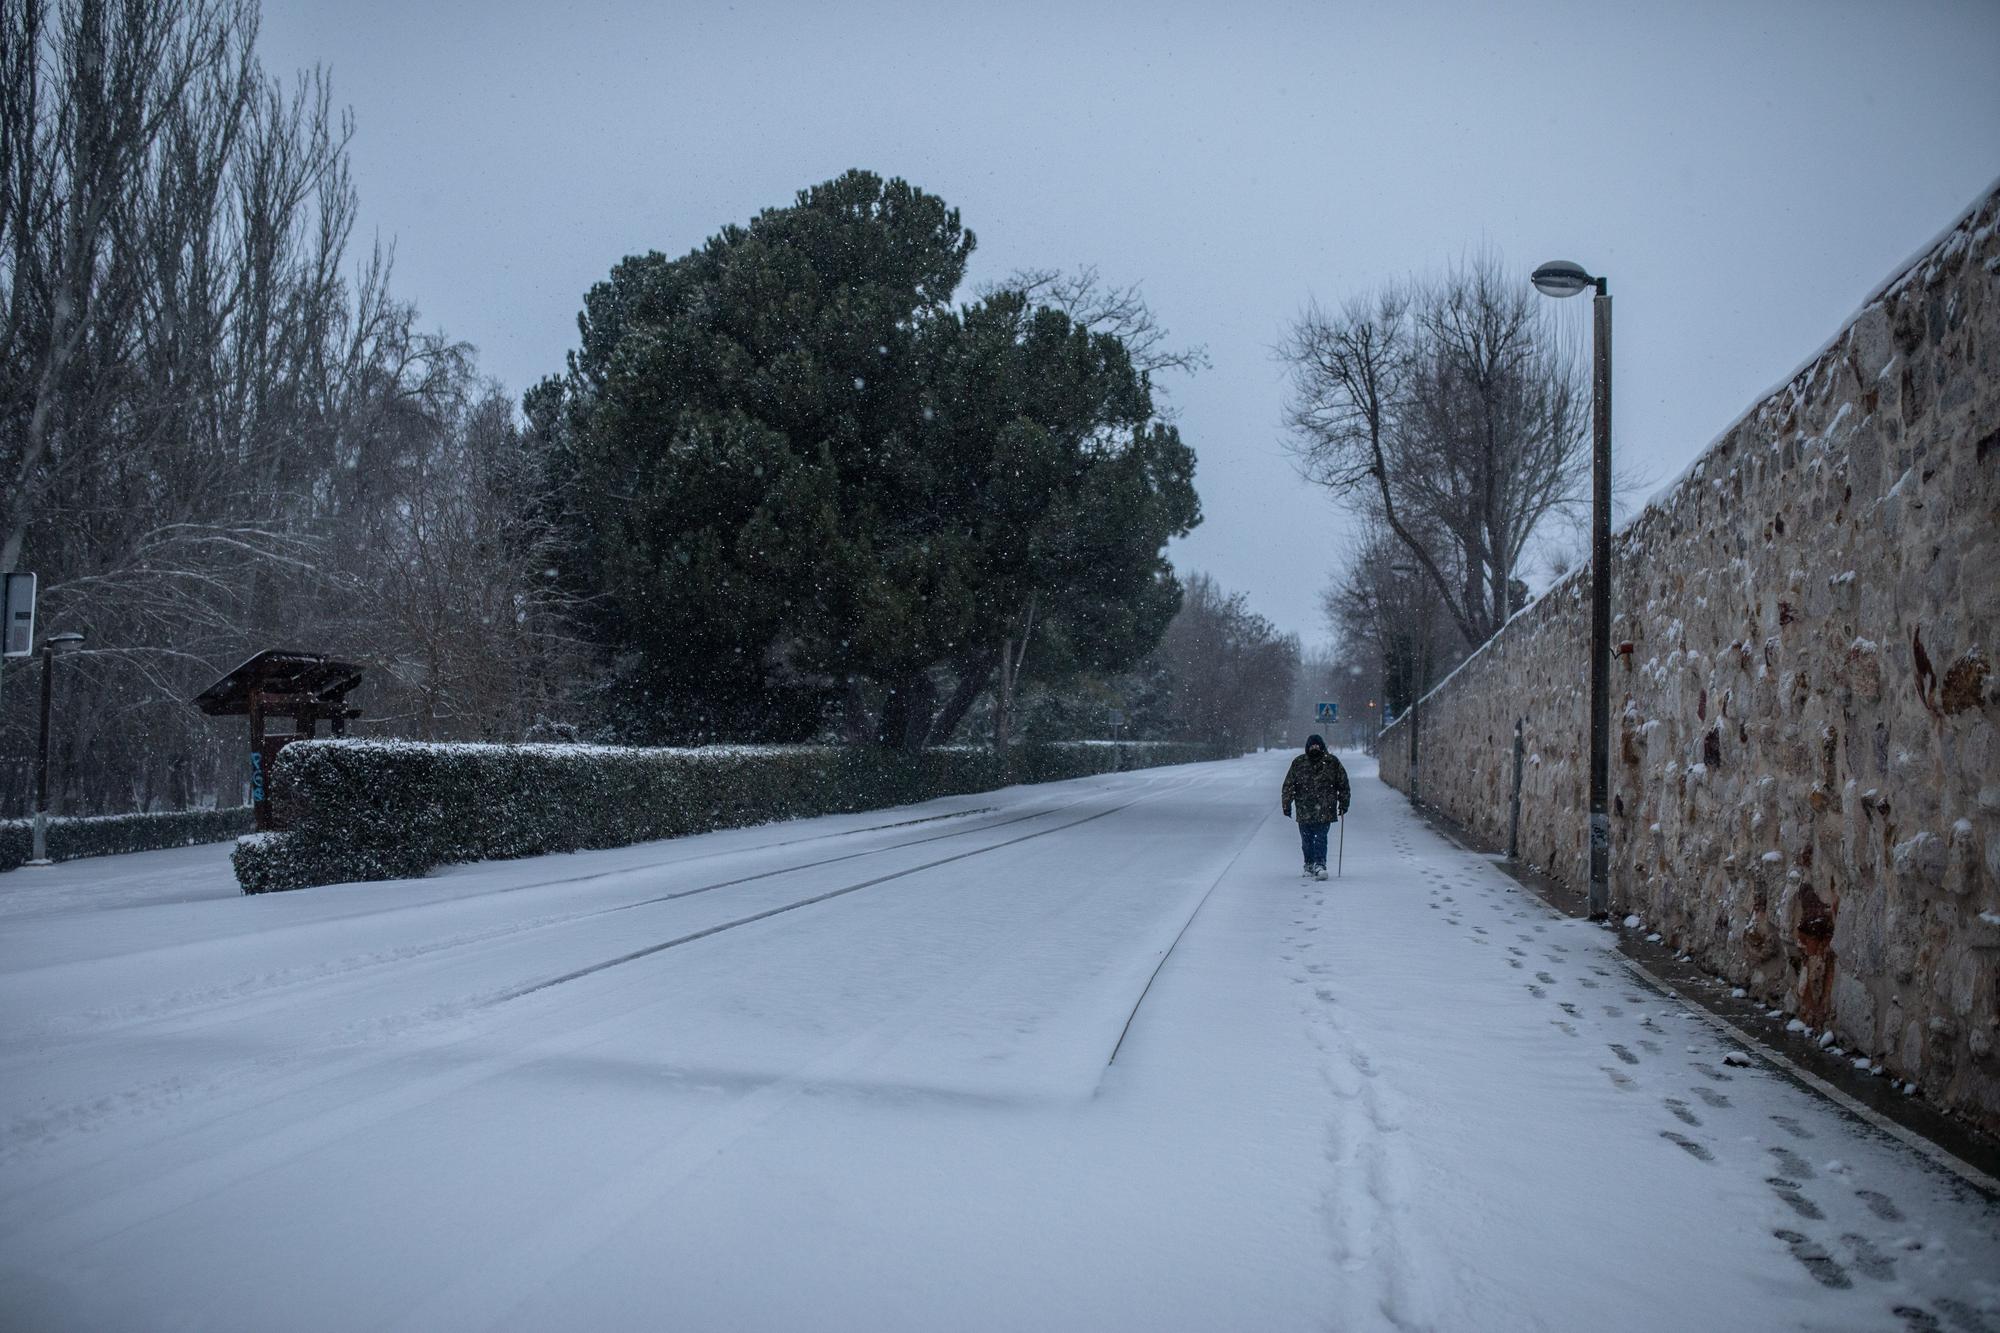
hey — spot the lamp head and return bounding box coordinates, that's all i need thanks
[1532,260,1598,298]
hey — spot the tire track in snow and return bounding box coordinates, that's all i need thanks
[1,771,1216,1276]
[1,776,1201,1164]
[380,814,1194,1333]
[1102,805,1275,1067]
[0,786,1133,1053]
[495,775,1204,1004]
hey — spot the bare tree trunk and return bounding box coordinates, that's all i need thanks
[990,592,1038,753]
[840,676,871,745]
[926,644,996,746]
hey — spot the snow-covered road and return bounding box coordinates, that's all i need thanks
[1,754,1995,1331]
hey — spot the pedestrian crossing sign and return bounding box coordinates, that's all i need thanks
[1316,701,1337,722]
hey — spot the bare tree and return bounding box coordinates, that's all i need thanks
[0,0,586,816]
[1282,257,1590,649]
[1320,524,1460,722]
[988,265,1210,382]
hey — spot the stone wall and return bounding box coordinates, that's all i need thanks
[1381,185,2000,1130]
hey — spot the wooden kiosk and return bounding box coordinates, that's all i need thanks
[193,651,363,830]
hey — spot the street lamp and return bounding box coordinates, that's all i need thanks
[1532,258,1612,919]
[27,630,85,867]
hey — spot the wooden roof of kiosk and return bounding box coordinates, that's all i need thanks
[193,650,364,830]
[194,650,364,717]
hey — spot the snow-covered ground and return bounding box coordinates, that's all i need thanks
[1,754,1994,1332]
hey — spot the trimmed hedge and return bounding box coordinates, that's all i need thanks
[0,806,255,872]
[232,739,1224,893]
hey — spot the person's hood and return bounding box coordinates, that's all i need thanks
[1305,734,1326,756]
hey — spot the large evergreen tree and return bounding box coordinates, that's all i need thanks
[539,171,1198,746]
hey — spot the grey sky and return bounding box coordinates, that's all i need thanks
[257,0,2000,649]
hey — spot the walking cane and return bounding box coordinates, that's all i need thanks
[1337,816,1345,878]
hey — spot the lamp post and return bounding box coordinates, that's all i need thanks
[1347,664,1364,749]
[28,630,85,867]
[1532,259,1612,919]
[1390,560,1427,805]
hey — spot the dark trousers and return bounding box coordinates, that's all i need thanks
[1298,821,1330,868]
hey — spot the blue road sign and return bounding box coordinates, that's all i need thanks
[1316,701,1338,722]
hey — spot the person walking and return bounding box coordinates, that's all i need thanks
[1281,734,1350,880]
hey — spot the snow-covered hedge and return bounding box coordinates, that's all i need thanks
[232,739,1223,893]
[0,807,255,872]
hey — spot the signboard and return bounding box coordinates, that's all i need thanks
[1316,701,1338,722]
[2,572,34,658]
[1106,709,1125,726]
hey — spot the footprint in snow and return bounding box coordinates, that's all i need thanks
[1770,1114,1814,1141]
[1507,958,1523,969]
[1661,1131,1713,1161]
[1768,1146,1814,1179]
[1508,946,1528,957]
[1691,1062,1734,1083]
[1558,1001,1579,1016]
[1766,1177,1823,1219]
[1855,1189,1903,1222]
[1536,971,1557,984]
[1603,1005,1624,1017]
[1638,1039,1663,1056]
[1472,926,1487,935]
[1934,1297,1998,1333]
[1663,1097,1701,1126]
[1314,988,1336,1003]
[1609,1043,1640,1065]
[1773,1230,1851,1289]
[1896,1307,1943,1333]
[1577,978,1600,990]
[1690,1086,1731,1109]
[1527,984,1547,998]
[1552,1020,1579,1037]
[1601,1066,1634,1090]
[1840,1234,1896,1282]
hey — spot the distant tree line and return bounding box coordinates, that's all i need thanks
[2,0,1269,815]
[967,570,1301,754]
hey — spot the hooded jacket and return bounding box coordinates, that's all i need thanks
[1281,735,1350,824]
